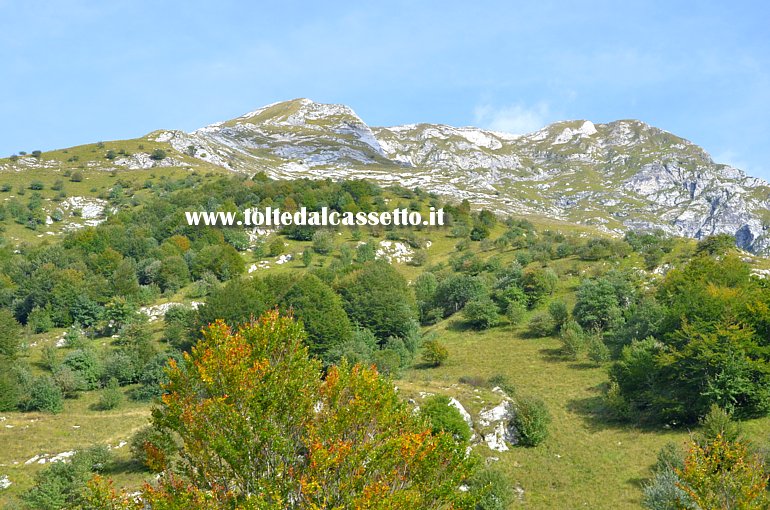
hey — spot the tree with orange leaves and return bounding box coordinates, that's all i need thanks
[85,311,474,509]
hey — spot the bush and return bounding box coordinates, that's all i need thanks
[513,395,550,446]
[560,320,585,359]
[29,180,44,190]
[268,237,285,257]
[53,366,86,398]
[548,300,569,329]
[421,339,449,367]
[697,404,742,444]
[23,446,111,509]
[463,296,499,329]
[371,348,402,376]
[0,309,21,357]
[27,376,64,413]
[527,312,555,337]
[28,306,54,333]
[420,395,472,443]
[130,425,176,472]
[96,378,123,410]
[468,468,516,510]
[62,349,102,390]
[149,148,167,160]
[102,351,137,385]
[311,229,335,254]
[505,300,526,325]
[70,170,83,182]
[587,333,611,364]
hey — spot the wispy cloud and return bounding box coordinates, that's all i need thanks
[473,102,551,134]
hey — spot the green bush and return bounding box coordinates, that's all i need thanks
[560,320,585,359]
[420,395,472,443]
[421,339,449,367]
[27,306,54,333]
[311,229,335,254]
[463,296,499,329]
[587,333,611,364]
[149,148,167,161]
[23,446,111,509]
[0,309,21,358]
[468,468,516,510]
[27,376,64,413]
[96,378,123,410]
[62,349,102,390]
[513,395,551,446]
[527,312,555,337]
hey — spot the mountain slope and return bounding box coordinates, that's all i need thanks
[5,98,770,253]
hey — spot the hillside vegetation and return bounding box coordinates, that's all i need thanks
[1,158,769,508]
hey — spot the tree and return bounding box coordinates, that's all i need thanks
[337,260,418,342]
[263,273,352,357]
[311,229,335,254]
[107,312,474,508]
[0,308,21,358]
[676,435,768,509]
[433,274,486,316]
[422,339,449,367]
[463,296,499,329]
[521,267,557,307]
[573,277,625,331]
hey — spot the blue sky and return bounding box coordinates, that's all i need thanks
[1,1,769,177]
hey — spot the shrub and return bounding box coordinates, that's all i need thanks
[268,237,285,257]
[697,404,742,444]
[587,333,611,364]
[23,446,110,509]
[70,170,83,182]
[311,229,335,254]
[96,378,123,410]
[62,349,102,390]
[102,351,137,385]
[27,306,54,333]
[29,180,44,190]
[463,296,499,329]
[149,148,167,161]
[527,312,555,337]
[53,366,86,398]
[560,320,585,359]
[421,339,449,367]
[513,395,551,446]
[420,395,472,443]
[548,300,569,329]
[27,376,64,413]
[505,300,526,325]
[130,426,176,472]
[468,468,516,510]
[0,309,21,357]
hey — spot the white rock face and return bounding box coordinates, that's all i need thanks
[478,399,517,452]
[376,240,414,263]
[0,475,10,490]
[136,99,770,255]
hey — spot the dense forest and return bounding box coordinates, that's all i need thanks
[1,170,769,508]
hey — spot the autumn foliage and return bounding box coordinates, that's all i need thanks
[86,311,474,509]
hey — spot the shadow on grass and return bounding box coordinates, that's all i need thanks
[104,457,145,476]
[539,347,571,363]
[568,362,601,371]
[566,386,669,435]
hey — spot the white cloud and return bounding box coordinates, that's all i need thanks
[473,102,551,135]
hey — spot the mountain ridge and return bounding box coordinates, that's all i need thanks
[4,97,769,253]
[169,98,770,253]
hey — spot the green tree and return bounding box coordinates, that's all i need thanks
[463,295,499,329]
[263,273,352,357]
[337,260,418,342]
[0,308,21,358]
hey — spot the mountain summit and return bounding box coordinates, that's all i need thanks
[153,99,770,253]
[5,98,768,253]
